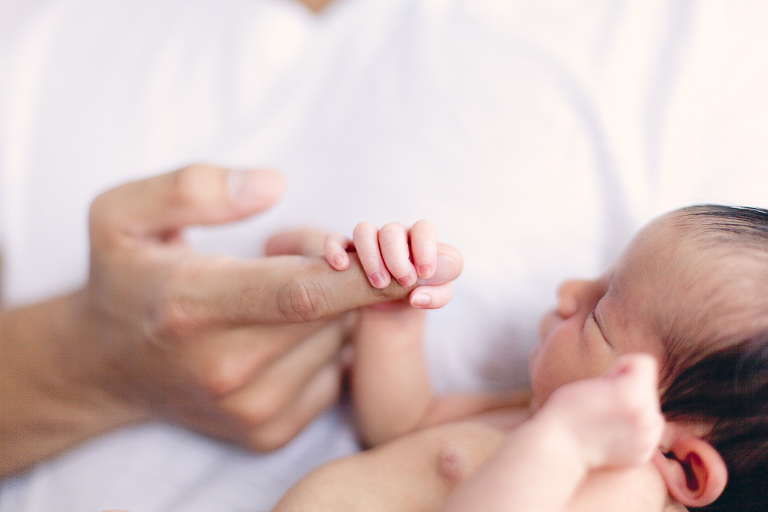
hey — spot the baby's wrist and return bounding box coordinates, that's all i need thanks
[529,406,596,472]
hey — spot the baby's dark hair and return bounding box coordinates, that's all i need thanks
[659,205,768,512]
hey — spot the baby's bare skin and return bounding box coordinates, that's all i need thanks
[273,406,674,512]
[273,409,523,512]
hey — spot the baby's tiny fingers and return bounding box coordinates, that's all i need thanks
[379,223,418,286]
[410,282,455,309]
[416,244,464,286]
[353,222,390,289]
[409,220,437,280]
[324,233,352,270]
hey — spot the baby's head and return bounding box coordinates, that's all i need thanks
[530,205,768,511]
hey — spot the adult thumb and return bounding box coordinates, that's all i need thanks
[90,164,284,240]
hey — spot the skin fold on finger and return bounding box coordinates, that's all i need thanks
[409,220,438,280]
[353,222,390,289]
[379,223,417,287]
[217,320,347,432]
[324,233,352,270]
[265,228,329,258]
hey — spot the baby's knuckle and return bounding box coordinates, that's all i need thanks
[354,222,376,235]
[358,253,383,268]
[380,222,404,234]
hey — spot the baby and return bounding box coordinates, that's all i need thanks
[273,205,768,512]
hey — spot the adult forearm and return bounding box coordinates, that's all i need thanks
[0,293,145,478]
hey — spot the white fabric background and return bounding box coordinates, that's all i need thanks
[1,0,767,510]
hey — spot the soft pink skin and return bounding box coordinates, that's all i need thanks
[324,220,459,309]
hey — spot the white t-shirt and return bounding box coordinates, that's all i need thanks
[1,0,767,510]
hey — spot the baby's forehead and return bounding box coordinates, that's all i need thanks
[618,212,758,281]
[611,215,768,349]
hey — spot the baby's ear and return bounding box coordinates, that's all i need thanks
[652,433,727,507]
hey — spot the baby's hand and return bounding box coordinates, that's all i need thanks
[324,220,453,309]
[539,354,665,470]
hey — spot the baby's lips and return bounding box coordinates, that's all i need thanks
[416,251,462,286]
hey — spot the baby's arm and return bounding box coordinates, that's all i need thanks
[325,221,445,446]
[326,221,510,447]
[442,354,666,512]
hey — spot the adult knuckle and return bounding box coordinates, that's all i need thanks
[152,291,202,341]
[197,359,250,397]
[235,388,288,428]
[278,276,330,322]
[88,192,120,242]
[170,165,214,207]
[88,192,109,225]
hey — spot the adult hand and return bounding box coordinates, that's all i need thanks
[0,164,462,477]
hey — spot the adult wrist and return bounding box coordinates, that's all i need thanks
[0,292,147,478]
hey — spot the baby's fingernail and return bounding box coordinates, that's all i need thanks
[418,265,432,278]
[411,293,432,308]
[370,272,386,288]
[333,254,345,268]
[398,275,413,286]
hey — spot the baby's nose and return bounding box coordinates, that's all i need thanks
[556,279,590,318]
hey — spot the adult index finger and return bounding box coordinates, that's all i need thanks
[165,246,462,327]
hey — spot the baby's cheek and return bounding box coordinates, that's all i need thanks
[538,310,560,342]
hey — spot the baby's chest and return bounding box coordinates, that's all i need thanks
[351,414,524,511]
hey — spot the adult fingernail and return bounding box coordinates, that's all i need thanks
[228,169,284,208]
[411,293,432,308]
[370,272,386,288]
